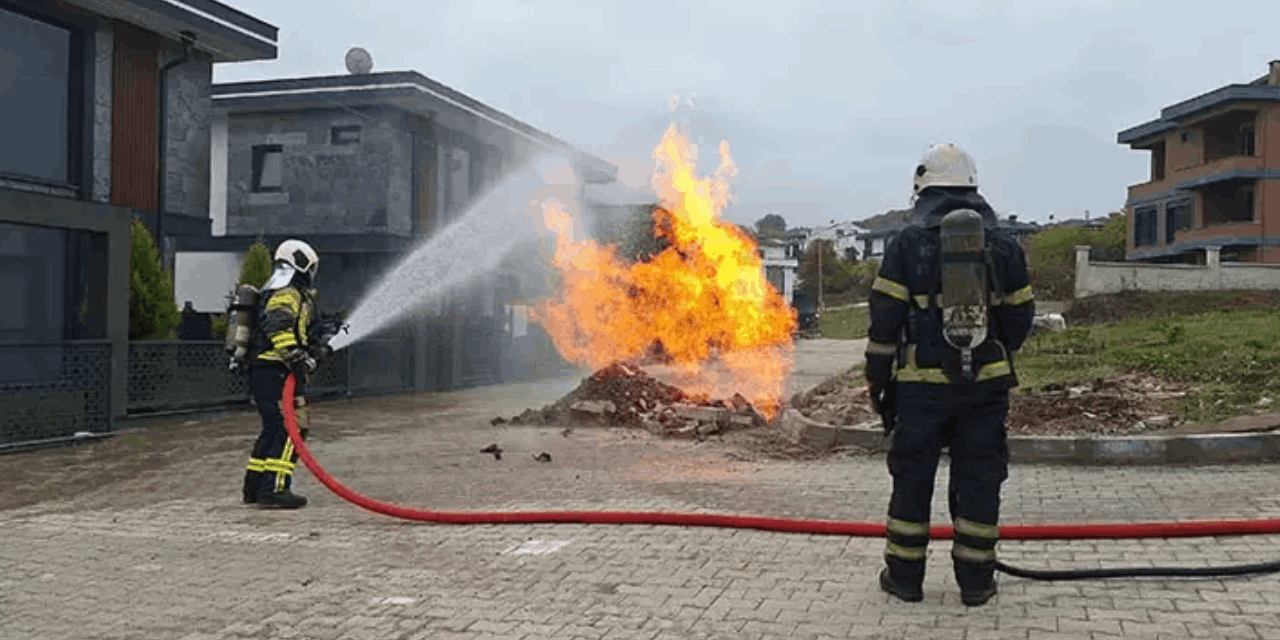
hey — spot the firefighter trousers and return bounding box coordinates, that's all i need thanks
[243,363,309,501]
[883,381,1010,591]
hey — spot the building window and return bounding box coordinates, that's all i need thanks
[0,5,83,187]
[1150,142,1166,182]
[1203,111,1257,162]
[1134,206,1158,247]
[330,125,361,145]
[251,144,284,192]
[1164,201,1192,244]
[1202,181,1256,225]
[765,266,785,294]
[1239,122,1256,157]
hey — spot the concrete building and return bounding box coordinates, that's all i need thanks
[1118,60,1280,263]
[0,0,276,446]
[786,220,867,263]
[854,208,913,260]
[757,239,799,303]
[181,66,627,391]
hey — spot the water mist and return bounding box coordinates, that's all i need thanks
[327,154,576,352]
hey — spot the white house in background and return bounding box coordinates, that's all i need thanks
[786,220,868,262]
[758,239,799,302]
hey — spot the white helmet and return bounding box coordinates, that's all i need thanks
[274,238,319,279]
[913,143,978,196]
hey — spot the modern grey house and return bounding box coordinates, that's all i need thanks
[179,64,636,392]
[0,0,277,447]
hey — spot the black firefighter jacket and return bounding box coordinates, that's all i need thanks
[864,188,1035,389]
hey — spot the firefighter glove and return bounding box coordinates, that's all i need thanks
[283,348,317,379]
[864,353,895,389]
[870,381,898,437]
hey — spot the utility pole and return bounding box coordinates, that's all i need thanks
[817,238,824,311]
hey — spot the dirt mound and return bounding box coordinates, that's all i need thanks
[792,368,1197,437]
[501,362,792,446]
[503,363,693,428]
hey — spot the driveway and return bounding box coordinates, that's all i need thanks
[789,337,866,397]
[4,339,1280,640]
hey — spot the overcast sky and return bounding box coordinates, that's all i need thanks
[213,0,1280,229]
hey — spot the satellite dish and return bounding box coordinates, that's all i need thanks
[345,47,373,75]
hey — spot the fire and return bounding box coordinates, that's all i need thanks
[530,124,797,419]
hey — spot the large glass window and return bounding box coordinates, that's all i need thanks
[0,6,74,185]
[1133,206,1158,247]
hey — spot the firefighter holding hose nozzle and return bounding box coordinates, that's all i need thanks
[865,144,1035,606]
[225,238,344,509]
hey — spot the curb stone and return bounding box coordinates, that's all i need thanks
[776,409,1280,465]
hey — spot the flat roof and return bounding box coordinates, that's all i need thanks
[213,71,617,180]
[1118,83,1280,146]
[69,0,277,62]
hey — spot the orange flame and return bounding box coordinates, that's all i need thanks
[530,124,797,419]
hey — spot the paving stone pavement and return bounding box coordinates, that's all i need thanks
[5,370,1280,640]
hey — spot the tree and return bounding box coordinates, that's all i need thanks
[239,238,274,288]
[1023,215,1127,300]
[798,239,861,305]
[754,213,787,240]
[129,217,180,340]
[211,238,274,339]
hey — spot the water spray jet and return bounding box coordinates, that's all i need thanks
[327,153,579,353]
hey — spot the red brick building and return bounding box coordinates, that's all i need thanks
[1118,60,1280,263]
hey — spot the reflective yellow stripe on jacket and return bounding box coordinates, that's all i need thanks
[894,346,1013,384]
[871,276,910,303]
[1003,284,1034,306]
[257,288,311,363]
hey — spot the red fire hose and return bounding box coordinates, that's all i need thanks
[281,374,1280,580]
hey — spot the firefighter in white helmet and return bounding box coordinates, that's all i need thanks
[866,144,1035,606]
[242,239,322,509]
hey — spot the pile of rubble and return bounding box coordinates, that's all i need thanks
[501,363,770,440]
[789,367,879,427]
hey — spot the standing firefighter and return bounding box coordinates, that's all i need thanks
[235,239,322,509]
[866,144,1035,606]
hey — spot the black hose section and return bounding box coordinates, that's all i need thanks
[996,559,1280,580]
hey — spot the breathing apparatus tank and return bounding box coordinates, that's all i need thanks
[938,209,989,381]
[225,283,261,372]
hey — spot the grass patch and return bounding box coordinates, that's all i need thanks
[832,290,1280,429]
[1016,308,1280,428]
[1065,290,1280,326]
[820,305,868,340]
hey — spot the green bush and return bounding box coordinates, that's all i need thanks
[239,238,274,288]
[128,218,180,340]
[1022,214,1125,299]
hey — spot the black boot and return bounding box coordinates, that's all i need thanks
[879,557,925,602]
[955,560,998,607]
[243,470,262,504]
[257,489,308,509]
